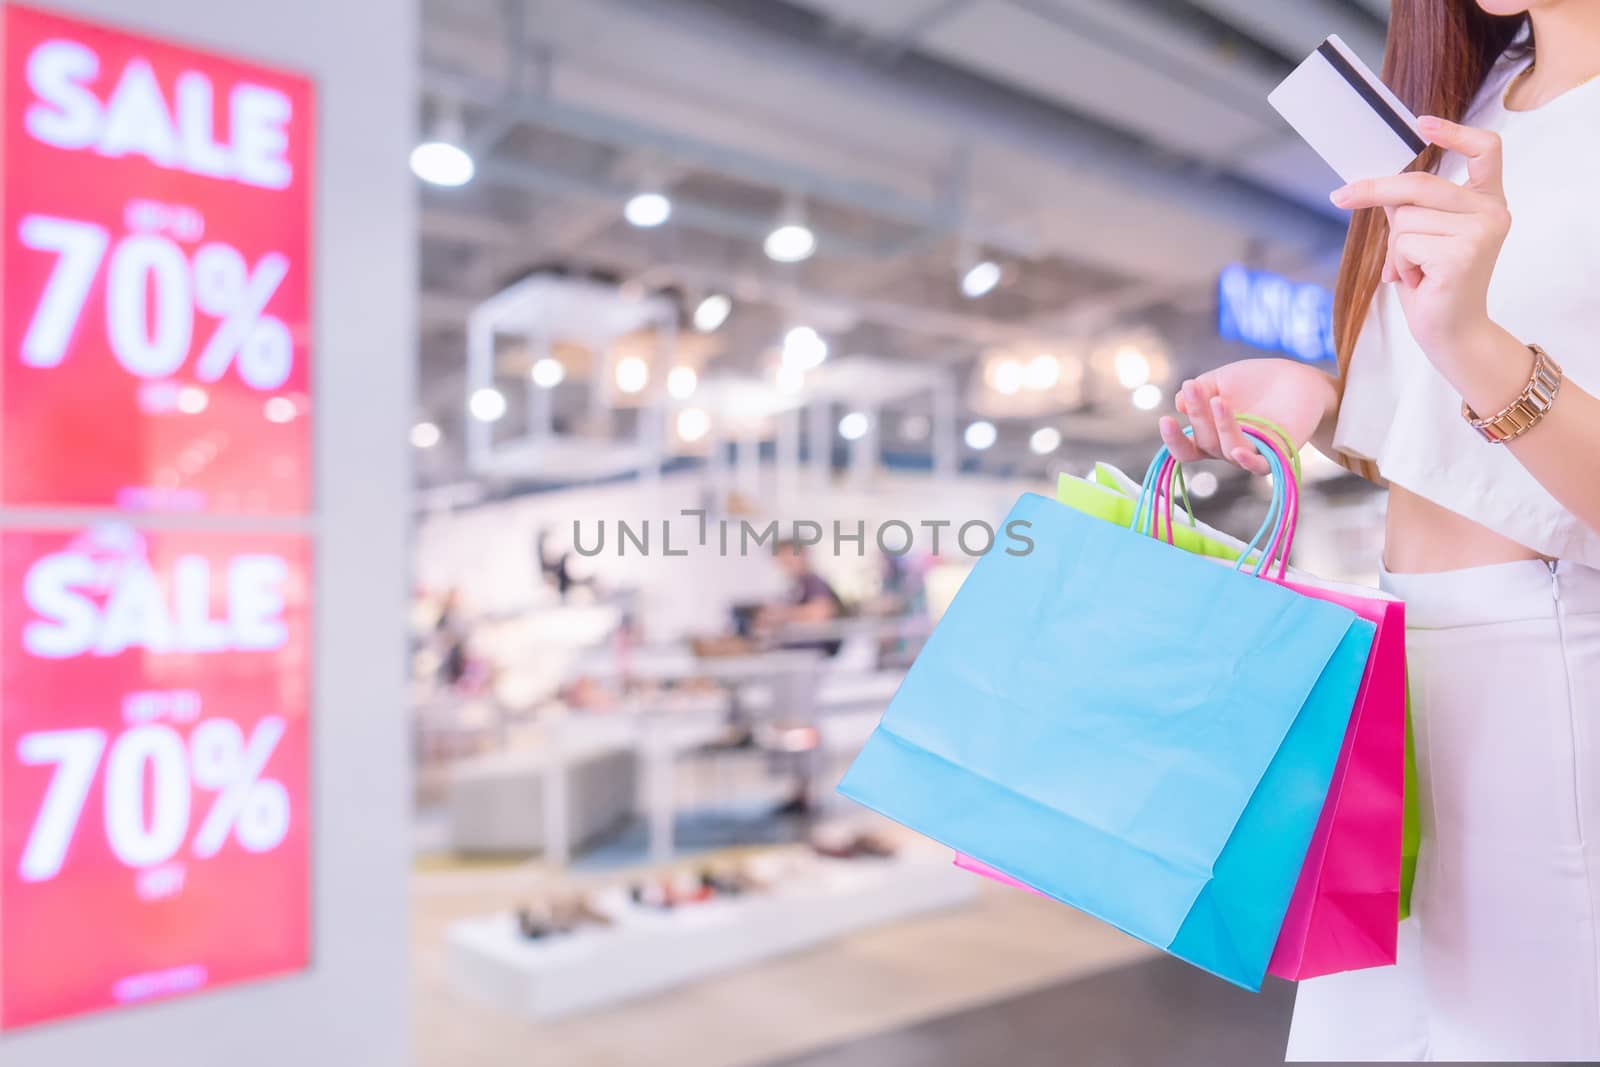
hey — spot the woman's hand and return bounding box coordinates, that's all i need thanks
[1158,358,1338,476]
[1330,115,1510,372]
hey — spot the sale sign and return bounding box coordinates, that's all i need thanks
[0,4,314,513]
[0,525,311,1029]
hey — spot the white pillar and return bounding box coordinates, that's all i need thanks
[809,399,831,490]
[849,405,878,490]
[932,380,958,480]
[776,409,800,507]
[736,434,761,499]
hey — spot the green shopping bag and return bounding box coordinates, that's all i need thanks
[1401,690,1420,920]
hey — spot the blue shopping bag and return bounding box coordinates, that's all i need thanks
[839,440,1374,991]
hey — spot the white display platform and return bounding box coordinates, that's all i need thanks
[446,852,977,1022]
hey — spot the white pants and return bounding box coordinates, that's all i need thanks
[1287,559,1600,1062]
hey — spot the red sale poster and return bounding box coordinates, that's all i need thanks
[0,525,311,1029]
[0,4,314,513]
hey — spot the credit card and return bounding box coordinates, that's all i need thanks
[1268,34,1428,184]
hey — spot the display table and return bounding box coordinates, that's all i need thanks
[445,851,978,1022]
[445,734,637,855]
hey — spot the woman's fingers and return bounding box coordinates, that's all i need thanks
[1331,171,1480,213]
[1158,416,1205,463]
[1392,232,1455,288]
[1210,396,1271,475]
[1183,379,1224,458]
[1417,116,1504,195]
[1391,204,1465,236]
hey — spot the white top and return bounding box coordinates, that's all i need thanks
[1332,49,1600,567]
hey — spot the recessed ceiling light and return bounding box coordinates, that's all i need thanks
[469,387,506,422]
[667,366,698,399]
[1132,383,1163,411]
[530,358,565,388]
[991,359,1023,396]
[782,326,828,370]
[838,411,870,441]
[961,259,1002,299]
[964,420,997,451]
[411,421,442,448]
[693,293,732,332]
[410,141,475,187]
[1115,345,1152,389]
[676,407,710,442]
[624,191,672,228]
[616,356,649,394]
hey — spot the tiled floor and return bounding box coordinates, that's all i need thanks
[412,867,1157,1067]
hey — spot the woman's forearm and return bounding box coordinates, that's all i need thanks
[1445,322,1600,537]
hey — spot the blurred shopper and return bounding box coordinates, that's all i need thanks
[758,539,845,644]
[758,539,844,817]
[1162,3,1600,1059]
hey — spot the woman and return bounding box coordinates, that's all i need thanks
[1160,1,1600,1060]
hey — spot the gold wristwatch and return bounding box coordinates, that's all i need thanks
[1462,344,1563,444]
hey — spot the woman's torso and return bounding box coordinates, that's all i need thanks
[1334,48,1600,573]
[1383,486,1541,573]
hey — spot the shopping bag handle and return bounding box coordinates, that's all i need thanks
[1141,414,1303,544]
[1134,429,1297,578]
[1153,427,1301,578]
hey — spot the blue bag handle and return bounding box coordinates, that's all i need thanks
[1131,431,1290,577]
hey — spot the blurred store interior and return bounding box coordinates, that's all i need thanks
[405,2,1387,1066]
[0,1,1401,1066]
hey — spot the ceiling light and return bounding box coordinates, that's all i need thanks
[1024,354,1060,391]
[615,356,649,395]
[964,420,997,451]
[765,196,816,263]
[1188,470,1219,499]
[899,413,930,442]
[263,396,297,424]
[411,421,441,448]
[530,357,565,389]
[838,411,870,441]
[469,387,506,422]
[765,223,816,263]
[624,191,672,228]
[776,364,805,394]
[1029,426,1061,455]
[991,358,1023,396]
[410,140,474,187]
[176,385,208,414]
[1114,345,1152,389]
[667,366,698,399]
[1131,383,1163,411]
[693,293,732,332]
[676,407,710,442]
[783,326,828,370]
[961,259,1002,299]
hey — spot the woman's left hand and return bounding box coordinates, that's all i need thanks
[1331,115,1510,372]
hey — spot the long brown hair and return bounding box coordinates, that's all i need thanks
[1331,2,1527,388]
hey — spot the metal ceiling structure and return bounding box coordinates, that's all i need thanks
[414,0,1386,488]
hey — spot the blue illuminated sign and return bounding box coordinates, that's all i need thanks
[1217,264,1334,364]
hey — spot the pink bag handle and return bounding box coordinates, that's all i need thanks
[1153,426,1299,580]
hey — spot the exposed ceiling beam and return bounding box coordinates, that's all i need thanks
[576,0,1344,252]
[1181,0,1386,66]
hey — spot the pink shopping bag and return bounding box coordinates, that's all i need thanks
[1263,580,1404,978]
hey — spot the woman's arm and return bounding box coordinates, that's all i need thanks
[1439,321,1600,536]
[1334,116,1600,538]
